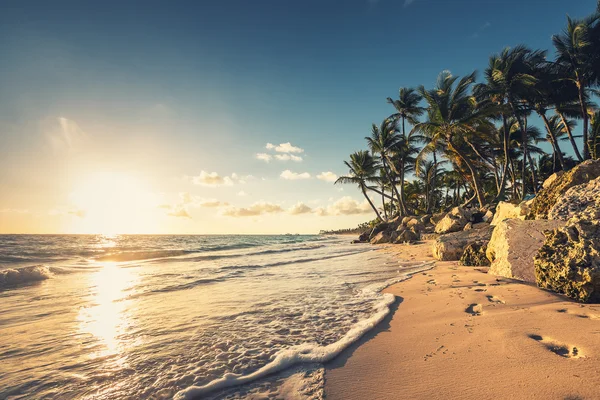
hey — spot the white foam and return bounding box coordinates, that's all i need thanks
[0,265,54,288]
[173,262,434,400]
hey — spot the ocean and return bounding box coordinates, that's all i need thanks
[0,234,433,399]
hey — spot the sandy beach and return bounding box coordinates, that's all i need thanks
[325,241,600,400]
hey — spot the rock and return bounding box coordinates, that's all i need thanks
[470,211,484,223]
[460,243,490,267]
[369,222,390,240]
[421,233,439,241]
[528,159,600,219]
[434,207,471,234]
[463,222,473,231]
[542,171,564,189]
[407,220,425,233]
[419,215,432,225]
[370,231,391,244]
[490,201,527,226]
[401,216,413,226]
[534,217,600,303]
[486,219,564,282]
[472,222,491,230]
[351,240,363,244]
[358,231,370,242]
[548,176,600,221]
[432,225,494,261]
[430,212,446,225]
[395,229,419,243]
[482,209,494,223]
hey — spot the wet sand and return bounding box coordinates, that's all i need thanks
[325,241,600,400]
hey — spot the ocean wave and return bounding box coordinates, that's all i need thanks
[0,265,55,289]
[95,249,194,262]
[173,262,435,399]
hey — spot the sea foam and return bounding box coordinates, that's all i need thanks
[174,262,434,399]
[0,265,54,288]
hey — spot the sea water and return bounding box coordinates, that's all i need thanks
[0,234,432,399]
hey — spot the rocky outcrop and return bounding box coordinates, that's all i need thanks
[534,217,600,303]
[432,225,494,261]
[490,201,528,226]
[548,176,600,221]
[527,159,600,219]
[434,207,472,234]
[460,243,490,267]
[370,231,391,244]
[486,219,564,282]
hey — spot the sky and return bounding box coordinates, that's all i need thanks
[0,0,597,234]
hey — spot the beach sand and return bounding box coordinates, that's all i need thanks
[325,241,600,400]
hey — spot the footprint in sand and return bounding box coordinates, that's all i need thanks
[557,308,600,320]
[528,334,583,358]
[473,288,487,292]
[427,279,437,285]
[486,295,505,304]
[465,303,483,316]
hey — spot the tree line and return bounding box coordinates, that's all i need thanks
[336,3,600,223]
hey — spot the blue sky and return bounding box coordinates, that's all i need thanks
[0,0,597,233]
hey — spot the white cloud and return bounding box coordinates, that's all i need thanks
[280,170,311,180]
[0,208,30,214]
[237,191,248,197]
[189,171,252,186]
[256,153,273,162]
[320,197,371,216]
[274,154,303,162]
[288,202,313,215]
[316,171,338,182]
[266,142,304,154]
[167,206,191,218]
[198,200,228,208]
[222,202,284,217]
[45,117,88,153]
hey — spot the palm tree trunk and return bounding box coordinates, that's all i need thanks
[361,186,382,221]
[527,151,538,195]
[381,183,387,220]
[577,80,590,160]
[398,165,409,216]
[381,159,401,219]
[510,101,528,200]
[449,141,485,208]
[540,112,566,170]
[558,111,583,162]
[496,115,510,201]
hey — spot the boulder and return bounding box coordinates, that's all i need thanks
[369,222,390,240]
[430,212,446,225]
[432,225,494,261]
[421,233,439,241]
[490,201,527,226]
[419,214,432,225]
[401,216,413,226]
[463,222,473,231]
[370,231,391,244]
[358,231,370,242]
[528,159,600,219]
[394,229,419,243]
[460,243,490,267]
[434,207,471,234]
[548,176,600,221]
[542,171,564,189]
[486,219,564,282]
[482,209,494,223]
[407,220,425,234]
[534,217,600,303]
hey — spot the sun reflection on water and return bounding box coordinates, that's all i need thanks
[78,262,137,360]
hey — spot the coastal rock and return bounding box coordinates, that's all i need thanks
[434,207,471,234]
[419,215,432,225]
[534,217,600,303]
[401,216,413,226]
[463,222,473,231]
[358,231,370,242]
[369,222,390,240]
[490,201,527,226]
[482,209,494,223]
[543,171,564,189]
[430,212,446,225]
[548,176,600,221]
[394,229,419,243]
[460,243,490,267]
[527,159,600,220]
[486,219,564,282]
[370,231,391,244]
[432,225,494,261]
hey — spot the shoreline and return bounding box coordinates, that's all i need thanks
[324,241,600,400]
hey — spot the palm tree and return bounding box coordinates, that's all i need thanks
[335,150,383,221]
[365,120,402,217]
[415,71,490,208]
[387,88,425,139]
[473,45,546,199]
[590,111,600,159]
[552,12,600,159]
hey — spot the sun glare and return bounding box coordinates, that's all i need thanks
[68,172,160,234]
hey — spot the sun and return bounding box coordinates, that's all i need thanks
[67,171,160,234]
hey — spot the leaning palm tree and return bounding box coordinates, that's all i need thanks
[365,120,402,216]
[552,12,600,159]
[387,88,425,139]
[415,71,490,208]
[335,150,383,221]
